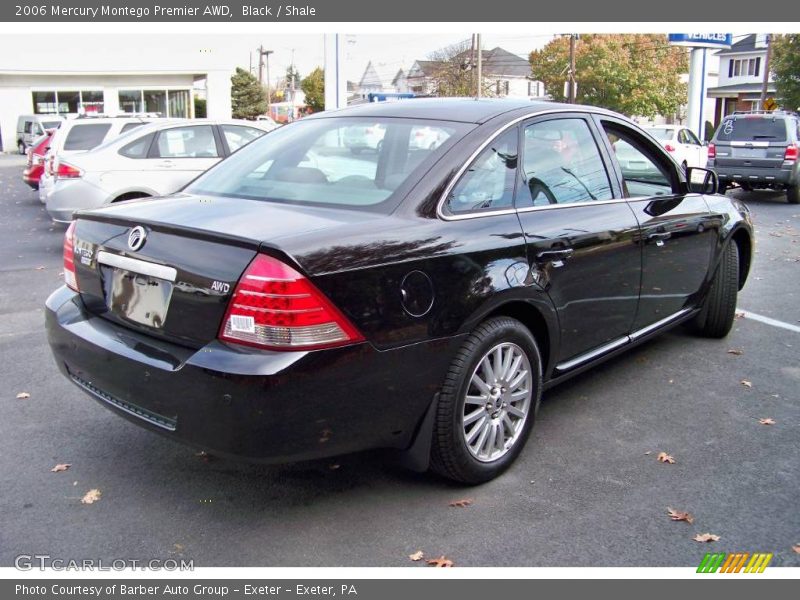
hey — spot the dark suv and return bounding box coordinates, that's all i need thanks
[707,110,800,203]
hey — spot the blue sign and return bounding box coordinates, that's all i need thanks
[668,34,732,49]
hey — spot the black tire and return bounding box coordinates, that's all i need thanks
[430,317,542,484]
[18,141,25,156]
[692,242,739,338]
[788,185,800,204]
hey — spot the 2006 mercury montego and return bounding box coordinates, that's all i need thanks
[46,99,753,484]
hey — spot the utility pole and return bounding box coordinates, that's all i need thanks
[568,34,577,104]
[470,34,476,94]
[476,33,482,99]
[258,46,274,115]
[759,34,772,110]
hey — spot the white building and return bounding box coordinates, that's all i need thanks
[0,34,233,153]
[707,34,776,124]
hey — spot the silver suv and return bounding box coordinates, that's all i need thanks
[707,110,800,204]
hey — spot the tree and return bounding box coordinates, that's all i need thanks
[231,67,267,119]
[771,34,800,111]
[193,96,206,118]
[425,39,489,97]
[529,34,688,119]
[301,67,325,112]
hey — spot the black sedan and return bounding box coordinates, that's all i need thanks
[46,99,753,484]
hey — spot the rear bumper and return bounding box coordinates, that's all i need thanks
[46,179,109,223]
[22,166,41,190]
[45,286,460,463]
[712,163,796,187]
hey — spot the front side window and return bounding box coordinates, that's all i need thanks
[63,123,112,151]
[155,126,218,158]
[519,118,613,206]
[603,123,675,198]
[188,117,468,213]
[446,128,518,214]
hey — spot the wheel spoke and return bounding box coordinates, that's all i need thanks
[506,403,526,419]
[470,374,491,396]
[465,394,487,405]
[466,416,487,444]
[463,407,485,426]
[508,369,529,391]
[480,355,496,384]
[506,355,523,384]
[493,346,504,380]
[485,422,498,458]
[500,346,514,380]
[495,421,506,451]
[502,413,516,436]
[472,420,491,452]
[510,389,529,401]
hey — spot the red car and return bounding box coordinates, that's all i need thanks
[22,131,54,190]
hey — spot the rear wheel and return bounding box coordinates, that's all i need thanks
[430,317,542,484]
[788,185,800,204]
[692,242,739,338]
[18,142,25,155]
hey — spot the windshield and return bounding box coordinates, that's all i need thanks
[715,117,787,142]
[187,116,471,213]
[42,120,63,130]
[648,128,674,141]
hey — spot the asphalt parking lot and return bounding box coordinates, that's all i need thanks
[0,153,797,568]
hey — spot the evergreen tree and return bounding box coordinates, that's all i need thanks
[231,67,267,119]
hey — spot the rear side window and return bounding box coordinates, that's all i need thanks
[446,127,518,214]
[119,132,155,159]
[715,117,787,142]
[63,123,112,151]
[155,125,219,158]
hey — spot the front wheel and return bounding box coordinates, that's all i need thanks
[692,242,739,338]
[430,317,542,484]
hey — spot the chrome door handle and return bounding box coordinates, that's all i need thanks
[536,248,574,267]
[647,231,671,247]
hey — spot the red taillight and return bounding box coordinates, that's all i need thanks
[785,144,798,161]
[219,254,364,351]
[707,143,716,159]
[664,143,676,152]
[63,221,79,292]
[55,161,82,180]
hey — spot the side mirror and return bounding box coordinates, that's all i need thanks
[685,167,719,195]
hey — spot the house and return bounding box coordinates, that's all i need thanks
[406,47,545,98]
[707,34,776,124]
[353,61,404,99]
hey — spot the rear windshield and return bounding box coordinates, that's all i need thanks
[63,123,113,150]
[42,120,63,130]
[187,117,471,213]
[648,128,674,141]
[715,117,787,142]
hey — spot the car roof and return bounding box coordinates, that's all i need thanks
[307,97,599,124]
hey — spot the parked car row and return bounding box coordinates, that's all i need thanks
[19,115,277,222]
[45,98,753,484]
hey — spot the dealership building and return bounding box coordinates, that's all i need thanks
[0,35,233,153]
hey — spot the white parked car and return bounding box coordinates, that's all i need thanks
[39,116,157,204]
[45,119,276,223]
[643,125,708,170]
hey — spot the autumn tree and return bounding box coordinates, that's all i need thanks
[231,67,267,119]
[425,39,490,98]
[771,34,800,111]
[301,67,325,112]
[529,34,688,119]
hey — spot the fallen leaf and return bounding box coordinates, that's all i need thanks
[408,550,424,561]
[36,266,45,270]
[50,463,71,473]
[657,452,676,464]
[759,418,776,426]
[329,464,341,470]
[194,451,215,463]
[644,451,652,455]
[727,349,744,356]
[171,544,185,555]
[693,533,720,543]
[16,392,31,399]
[449,498,473,508]
[426,555,454,568]
[792,544,800,554]
[740,380,753,388]
[667,507,694,524]
[80,489,102,505]
[735,312,746,320]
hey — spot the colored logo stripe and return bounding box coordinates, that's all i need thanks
[697,552,772,573]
